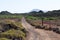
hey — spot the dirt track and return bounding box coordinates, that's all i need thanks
[21,17,60,40]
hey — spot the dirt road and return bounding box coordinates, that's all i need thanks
[22,17,60,40]
[21,17,53,40]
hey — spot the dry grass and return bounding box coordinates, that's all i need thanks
[0,19,26,40]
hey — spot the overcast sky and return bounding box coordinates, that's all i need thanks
[0,0,60,13]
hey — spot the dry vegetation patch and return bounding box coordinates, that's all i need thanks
[0,19,27,40]
[26,16,60,34]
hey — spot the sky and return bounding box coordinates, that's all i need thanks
[0,0,60,13]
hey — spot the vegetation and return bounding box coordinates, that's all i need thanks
[0,18,26,40]
[0,38,11,40]
[0,9,60,40]
[0,14,23,19]
[0,29,25,39]
[26,15,58,22]
[26,15,60,34]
